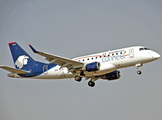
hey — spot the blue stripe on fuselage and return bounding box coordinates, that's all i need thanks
[18,63,57,77]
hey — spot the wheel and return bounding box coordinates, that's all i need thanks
[88,81,95,87]
[137,70,142,75]
[74,76,82,82]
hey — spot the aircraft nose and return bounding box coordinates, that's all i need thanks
[152,52,160,59]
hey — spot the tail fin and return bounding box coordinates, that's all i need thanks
[8,42,37,70]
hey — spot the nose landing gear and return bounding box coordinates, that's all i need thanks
[136,63,142,75]
[137,70,142,75]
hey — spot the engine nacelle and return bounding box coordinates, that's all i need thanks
[102,70,121,80]
[82,62,100,72]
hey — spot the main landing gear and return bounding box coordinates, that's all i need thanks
[75,72,99,87]
[74,71,85,82]
[87,76,100,87]
[136,63,142,75]
[75,75,95,87]
[88,81,95,87]
[74,75,95,87]
[74,75,82,82]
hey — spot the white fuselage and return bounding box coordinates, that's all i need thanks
[28,46,160,79]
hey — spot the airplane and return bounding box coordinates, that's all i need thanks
[0,42,160,87]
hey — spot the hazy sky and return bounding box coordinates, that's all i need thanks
[0,0,162,120]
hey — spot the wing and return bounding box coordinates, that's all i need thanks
[29,44,84,72]
[0,66,29,74]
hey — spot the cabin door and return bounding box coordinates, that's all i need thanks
[129,49,134,58]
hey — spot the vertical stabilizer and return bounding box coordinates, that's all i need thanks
[8,42,36,70]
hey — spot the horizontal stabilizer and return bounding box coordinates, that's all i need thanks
[0,66,29,74]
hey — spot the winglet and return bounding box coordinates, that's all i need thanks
[28,44,38,53]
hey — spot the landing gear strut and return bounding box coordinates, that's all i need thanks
[88,81,95,87]
[136,63,142,75]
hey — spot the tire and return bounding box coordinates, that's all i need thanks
[75,76,82,82]
[137,70,142,75]
[88,81,95,87]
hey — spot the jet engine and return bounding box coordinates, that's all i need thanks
[102,70,121,80]
[82,62,100,72]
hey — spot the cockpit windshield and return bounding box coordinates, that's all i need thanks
[139,48,151,51]
[144,48,150,50]
[139,48,144,51]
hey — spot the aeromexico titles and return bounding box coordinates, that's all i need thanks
[0,42,160,87]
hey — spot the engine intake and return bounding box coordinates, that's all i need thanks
[82,62,100,72]
[102,70,121,80]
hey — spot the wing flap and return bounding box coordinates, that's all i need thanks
[0,66,29,74]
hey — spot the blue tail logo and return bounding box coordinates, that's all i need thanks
[7,42,56,77]
[15,55,29,69]
[0,42,56,77]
